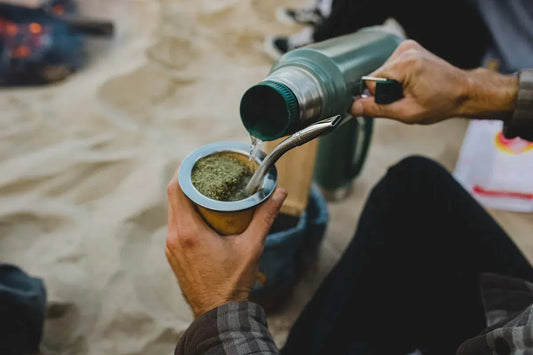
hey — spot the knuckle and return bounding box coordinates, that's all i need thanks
[165,235,179,251]
[261,211,276,228]
[180,236,196,249]
[400,39,421,51]
[168,223,198,250]
[367,101,380,114]
[166,183,177,197]
[401,49,420,62]
[400,50,425,71]
[358,105,369,117]
[178,226,197,249]
[363,102,380,117]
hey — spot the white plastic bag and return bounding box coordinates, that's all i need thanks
[453,120,533,212]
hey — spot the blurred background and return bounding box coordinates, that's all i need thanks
[0,0,532,354]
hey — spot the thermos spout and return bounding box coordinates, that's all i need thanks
[244,115,342,196]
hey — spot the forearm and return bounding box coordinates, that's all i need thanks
[459,68,533,140]
[175,302,279,355]
[459,68,518,121]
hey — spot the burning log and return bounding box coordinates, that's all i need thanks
[63,18,114,37]
[0,1,114,85]
[0,2,114,37]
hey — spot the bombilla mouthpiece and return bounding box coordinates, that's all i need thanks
[244,115,342,196]
[294,114,342,144]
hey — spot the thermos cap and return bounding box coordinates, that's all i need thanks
[240,81,299,141]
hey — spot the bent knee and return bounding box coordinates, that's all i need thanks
[388,155,448,178]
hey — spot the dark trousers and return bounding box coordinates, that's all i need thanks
[0,264,46,355]
[313,0,492,69]
[281,156,533,355]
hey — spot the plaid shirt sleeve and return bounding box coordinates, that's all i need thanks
[175,301,279,355]
[457,273,533,354]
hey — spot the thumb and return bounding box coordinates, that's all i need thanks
[351,96,394,118]
[243,188,287,242]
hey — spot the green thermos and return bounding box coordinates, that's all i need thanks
[240,27,403,140]
[313,115,373,200]
[239,26,404,198]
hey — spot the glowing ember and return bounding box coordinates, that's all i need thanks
[0,1,113,85]
[11,45,31,58]
[0,17,51,61]
[29,22,42,34]
[5,22,18,36]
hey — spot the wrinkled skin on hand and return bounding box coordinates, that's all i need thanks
[165,167,287,318]
[352,39,518,124]
[351,40,470,124]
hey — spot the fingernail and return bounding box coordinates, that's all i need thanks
[272,188,287,202]
[351,100,364,116]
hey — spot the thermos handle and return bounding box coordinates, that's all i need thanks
[348,116,374,179]
[360,76,404,104]
[343,76,399,179]
[374,79,403,104]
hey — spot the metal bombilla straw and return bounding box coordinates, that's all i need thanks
[245,115,343,196]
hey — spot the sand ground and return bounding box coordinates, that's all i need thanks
[1,0,532,354]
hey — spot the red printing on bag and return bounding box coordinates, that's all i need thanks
[473,185,533,200]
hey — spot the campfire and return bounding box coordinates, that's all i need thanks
[0,0,113,85]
